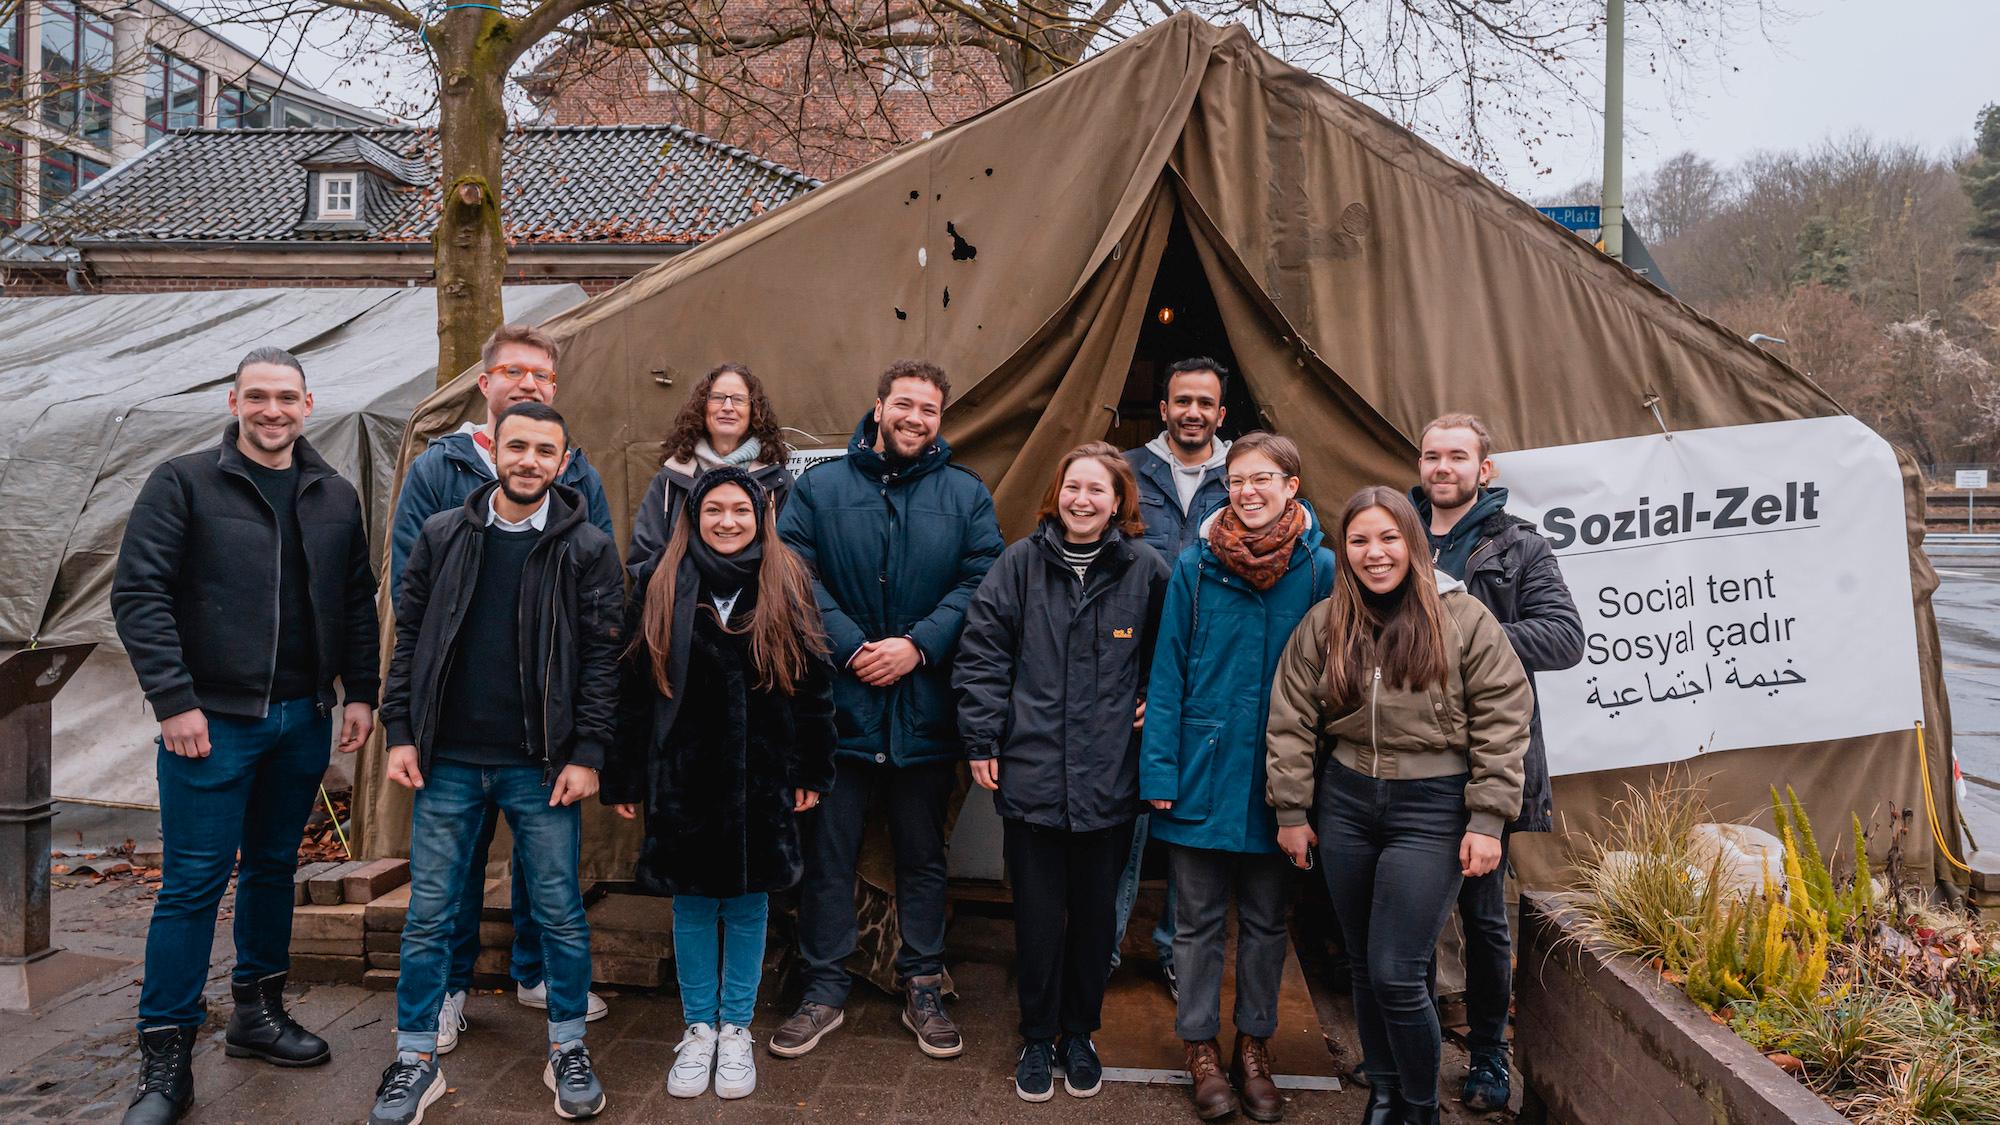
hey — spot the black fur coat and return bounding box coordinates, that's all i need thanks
[605,600,838,899]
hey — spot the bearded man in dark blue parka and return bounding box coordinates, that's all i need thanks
[768,360,1003,1062]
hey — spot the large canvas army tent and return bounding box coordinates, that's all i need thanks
[0,284,584,809]
[359,12,1961,886]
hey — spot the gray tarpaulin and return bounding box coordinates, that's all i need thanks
[0,284,585,808]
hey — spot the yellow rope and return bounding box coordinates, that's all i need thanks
[320,783,353,861]
[1915,722,1972,875]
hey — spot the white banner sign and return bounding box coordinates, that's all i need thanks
[1491,416,1922,776]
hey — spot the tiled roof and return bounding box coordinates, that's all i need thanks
[14,124,820,250]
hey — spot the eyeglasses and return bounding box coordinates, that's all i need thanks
[486,364,557,386]
[1225,471,1288,492]
[706,393,750,408]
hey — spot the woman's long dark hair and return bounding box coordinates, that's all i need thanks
[1323,486,1451,710]
[638,487,825,696]
[659,363,793,466]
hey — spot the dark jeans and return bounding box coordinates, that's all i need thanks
[1110,813,1175,972]
[1004,818,1134,1040]
[395,763,591,1053]
[1318,761,1469,1110]
[445,803,542,993]
[797,757,957,1007]
[1455,832,1513,1057]
[141,698,331,1028]
[1169,845,1290,1042]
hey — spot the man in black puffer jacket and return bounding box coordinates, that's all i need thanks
[1411,412,1584,1113]
[771,360,1003,1063]
[113,348,380,1125]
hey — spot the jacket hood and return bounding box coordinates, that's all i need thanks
[659,455,787,488]
[1435,569,1466,594]
[460,478,588,536]
[1029,517,1136,572]
[845,412,953,483]
[1409,484,1511,544]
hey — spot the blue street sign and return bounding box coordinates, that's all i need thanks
[1537,206,1602,231]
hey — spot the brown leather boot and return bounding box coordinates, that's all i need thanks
[1184,1039,1239,1120]
[1230,1034,1283,1122]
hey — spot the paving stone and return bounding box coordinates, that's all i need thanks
[342,858,412,905]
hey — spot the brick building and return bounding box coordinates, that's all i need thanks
[0,122,818,296]
[523,15,1013,181]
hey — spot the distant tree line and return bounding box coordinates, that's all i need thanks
[1604,106,2000,471]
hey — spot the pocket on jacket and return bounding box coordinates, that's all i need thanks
[1160,719,1222,823]
[898,667,956,743]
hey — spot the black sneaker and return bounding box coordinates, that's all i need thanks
[368,1052,445,1125]
[1014,1039,1057,1102]
[1059,1034,1103,1098]
[1462,1050,1511,1112]
[544,1043,606,1119]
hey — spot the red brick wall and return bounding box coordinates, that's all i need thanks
[534,28,1012,181]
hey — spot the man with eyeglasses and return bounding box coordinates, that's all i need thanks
[387,322,617,1051]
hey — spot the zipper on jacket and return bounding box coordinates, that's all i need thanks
[1369,666,1382,778]
[1465,537,1498,575]
[541,542,567,782]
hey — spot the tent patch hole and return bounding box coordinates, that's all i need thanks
[895,307,908,320]
[942,288,951,308]
[984,168,993,176]
[909,190,920,200]
[947,222,977,261]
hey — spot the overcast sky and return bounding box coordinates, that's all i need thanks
[1498,0,2000,199]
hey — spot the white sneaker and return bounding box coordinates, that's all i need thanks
[517,981,609,1022]
[435,990,468,1055]
[667,1023,718,1098]
[714,1024,757,1100]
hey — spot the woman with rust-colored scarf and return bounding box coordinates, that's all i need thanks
[1138,432,1336,1124]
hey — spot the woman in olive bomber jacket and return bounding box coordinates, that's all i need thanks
[1264,486,1532,1125]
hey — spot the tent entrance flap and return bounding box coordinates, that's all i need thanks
[1107,207,1264,452]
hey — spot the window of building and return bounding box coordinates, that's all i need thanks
[40,147,107,206]
[37,1,112,139]
[318,172,357,219]
[145,49,206,143]
[883,21,931,93]
[1,5,25,98]
[646,42,699,94]
[0,135,20,230]
[218,84,276,129]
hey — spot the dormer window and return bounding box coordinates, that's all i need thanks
[319,173,357,219]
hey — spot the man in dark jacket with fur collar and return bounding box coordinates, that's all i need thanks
[112,347,380,1125]
[368,403,623,1125]
[771,360,1003,1062]
[1411,412,1584,1113]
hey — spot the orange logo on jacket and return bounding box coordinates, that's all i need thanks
[1112,627,1134,639]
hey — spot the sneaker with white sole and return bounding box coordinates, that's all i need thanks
[368,1052,445,1125]
[517,981,609,1022]
[714,1024,757,1100]
[434,991,467,1055]
[667,1023,717,1098]
[543,1042,606,1119]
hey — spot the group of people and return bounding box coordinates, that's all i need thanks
[109,326,1582,1125]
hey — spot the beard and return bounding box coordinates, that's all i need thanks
[242,422,299,452]
[1169,421,1214,454]
[501,475,552,506]
[883,428,933,459]
[1424,477,1475,510]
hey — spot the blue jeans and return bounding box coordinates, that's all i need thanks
[1110,813,1175,972]
[395,763,591,1053]
[1318,762,1468,1111]
[141,698,330,1029]
[672,893,768,1028]
[445,806,543,993]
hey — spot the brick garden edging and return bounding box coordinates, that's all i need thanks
[1515,891,1847,1125]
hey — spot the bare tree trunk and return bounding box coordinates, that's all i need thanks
[432,7,514,386]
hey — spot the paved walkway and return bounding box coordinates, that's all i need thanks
[1,874,1512,1124]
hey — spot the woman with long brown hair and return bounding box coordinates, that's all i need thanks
[626,363,795,576]
[1264,487,1532,1125]
[601,467,836,1103]
[953,442,1170,1102]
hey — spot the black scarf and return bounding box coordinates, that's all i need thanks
[648,467,770,723]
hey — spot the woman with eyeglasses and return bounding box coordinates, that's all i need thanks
[1264,488,1530,1125]
[1139,432,1335,1124]
[628,363,795,577]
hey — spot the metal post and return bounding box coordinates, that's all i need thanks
[0,644,122,1010]
[1601,0,1626,262]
